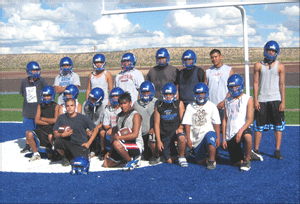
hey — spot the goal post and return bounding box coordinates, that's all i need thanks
[101,0,296,96]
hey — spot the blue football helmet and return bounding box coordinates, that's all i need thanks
[109,87,124,106]
[60,57,73,75]
[93,54,106,71]
[139,81,155,102]
[87,87,104,107]
[193,82,209,105]
[71,156,89,175]
[26,61,41,78]
[156,48,170,66]
[182,50,197,69]
[63,84,79,102]
[264,40,280,62]
[40,85,56,104]
[121,53,136,71]
[161,83,177,104]
[227,74,245,97]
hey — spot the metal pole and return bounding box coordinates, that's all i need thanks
[235,6,250,96]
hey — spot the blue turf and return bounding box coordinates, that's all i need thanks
[1,123,299,203]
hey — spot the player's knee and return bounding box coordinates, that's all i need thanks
[112,140,122,149]
[178,135,186,143]
[27,131,34,139]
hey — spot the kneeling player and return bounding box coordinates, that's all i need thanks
[182,83,221,170]
[103,92,144,171]
[26,86,59,162]
[222,74,254,171]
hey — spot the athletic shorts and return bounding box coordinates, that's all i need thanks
[23,117,36,131]
[254,101,285,132]
[54,137,89,160]
[109,140,141,162]
[193,131,217,162]
[30,129,52,149]
[161,130,186,160]
[227,128,252,164]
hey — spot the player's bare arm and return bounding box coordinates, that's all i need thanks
[54,128,73,138]
[82,123,102,149]
[117,113,142,141]
[40,104,60,124]
[236,97,253,143]
[54,85,66,94]
[35,105,51,126]
[278,63,286,111]
[213,124,221,148]
[222,108,228,149]
[176,101,185,133]
[185,124,192,149]
[253,62,262,111]
[85,72,93,100]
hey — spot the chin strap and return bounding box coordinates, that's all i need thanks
[263,58,274,69]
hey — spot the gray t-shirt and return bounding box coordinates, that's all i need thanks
[53,113,96,146]
[82,101,105,125]
[20,77,48,118]
[102,105,122,128]
[145,64,177,100]
[133,98,158,135]
[53,72,81,105]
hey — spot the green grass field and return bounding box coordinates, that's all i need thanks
[1,88,299,124]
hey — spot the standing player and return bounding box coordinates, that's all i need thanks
[53,98,99,166]
[114,53,144,104]
[154,83,187,167]
[252,40,285,160]
[20,61,48,153]
[182,83,221,170]
[222,74,254,171]
[82,87,105,157]
[26,85,59,161]
[175,50,206,107]
[54,57,81,105]
[101,87,124,160]
[133,81,158,162]
[86,54,113,107]
[103,92,144,171]
[145,48,178,100]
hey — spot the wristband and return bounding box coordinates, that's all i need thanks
[239,128,244,133]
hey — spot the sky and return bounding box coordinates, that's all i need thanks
[1,0,299,54]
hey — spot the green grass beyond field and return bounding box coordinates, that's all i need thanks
[0,87,299,124]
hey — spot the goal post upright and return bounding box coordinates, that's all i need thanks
[101,0,296,96]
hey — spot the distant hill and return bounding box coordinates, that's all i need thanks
[1,47,299,71]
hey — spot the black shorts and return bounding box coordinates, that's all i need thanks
[109,140,141,162]
[54,137,89,160]
[161,130,186,160]
[227,128,252,164]
[31,129,52,148]
[254,101,285,132]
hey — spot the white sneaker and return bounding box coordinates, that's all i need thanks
[251,150,264,161]
[178,157,188,167]
[29,153,41,162]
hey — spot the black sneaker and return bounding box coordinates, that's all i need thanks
[61,157,70,166]
[20,144,30,153]
[99,150,108,161]
[274,150,283,160]
[149,156,160,165]
[251,150,264,161]
[240,160,251,171]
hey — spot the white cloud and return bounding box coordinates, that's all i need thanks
[280,5,300,16]
[267,24,295,47]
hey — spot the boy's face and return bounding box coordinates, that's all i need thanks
[122,60,131,69]
[141,91,151,96]
[163,93,174,101]
[266,49,276,56]
[94,62,104,68]
[65,93,73,99]
[184,59,194,66]
[62,64,71,68]
[43,94,52,102]
[157,57,167,64]
[119,100,132,113]
[210,52,223,67]
[195,92,206,100]
[66,100,76,115]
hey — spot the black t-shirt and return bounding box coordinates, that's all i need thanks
[175,66,205,104]
[37,102,57,134]
[156,100,181,138]
[53,113,96,146]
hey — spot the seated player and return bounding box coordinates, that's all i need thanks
[26,85,59,161]
[101,87,124,160]
[133,81,159,163]
[154,83,187,167]
[181,83,221,170]
[82,87,106,158]
[53,98,99,166]
[103,92,144,171]
[222,74,254,171]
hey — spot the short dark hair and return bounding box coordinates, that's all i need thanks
[210,49,221,56]
[66,98,76,105]
[118,92,131,103]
